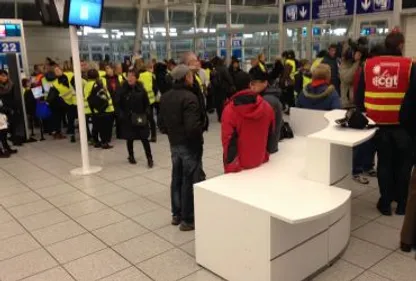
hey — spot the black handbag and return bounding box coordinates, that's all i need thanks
[131,112,148,127]
[335,108,369,129]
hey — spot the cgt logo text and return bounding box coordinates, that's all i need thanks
[372,63,400,88]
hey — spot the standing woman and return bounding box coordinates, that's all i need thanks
[119,70,154,168]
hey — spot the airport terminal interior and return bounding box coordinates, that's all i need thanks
[1,0,416,280]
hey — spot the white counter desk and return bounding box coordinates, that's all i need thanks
[194,109,376,281]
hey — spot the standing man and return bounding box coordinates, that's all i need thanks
[158,65,204,231]
[356,31,414,216]
[322,44,341,95]
[182,52,209,181]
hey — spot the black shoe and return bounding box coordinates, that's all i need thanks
[396,204,407,216]
[401,242,412,253]
[94,142,102,148]
[0,152,10,158]
[70,135,76,143]
[147,158,154,168]
[377,200,392,216]
[179,222,195,231]
[171,216,181,226]
[149,137,157,143]
[6,148,17,154]
[128,156,136,164]
[101,143,113,150]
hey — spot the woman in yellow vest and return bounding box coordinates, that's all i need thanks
[52,65,77,142]
[84,69,115,149]
[280,50,297,111]
[294,59,312,97]
[138,62,157,142]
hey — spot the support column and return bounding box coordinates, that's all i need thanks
[164,0,171,59]
[279,0,284,56]
[393,0,402,28]
[193,2,198,54]
[134,0,146,54]
[199,0,210,28]
[226,0,232,64]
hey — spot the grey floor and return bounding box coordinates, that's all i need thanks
[0,118,414,281]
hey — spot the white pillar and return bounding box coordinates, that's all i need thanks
[199,0,210,28]
[193,2,198,54]
[393,0,402,29]
[69,27,102,176]
[134,0,146,54]
[279,0,284,56]
[164,0,171,59]
[226,0,232,64]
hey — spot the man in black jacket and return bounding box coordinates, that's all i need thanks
[158,64,205,232]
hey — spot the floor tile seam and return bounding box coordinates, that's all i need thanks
[13,265,76,281]
[0,206,79,281]
[109,225,173,248]
[366,250,409,280]
[36,229,91,248]
[350,233,400,251]
[35,188,82,200]
[348,236,398,252]
[140,194,171,210]
[355,219,403,232]
[0,233,43,263]
[0,189,32,200]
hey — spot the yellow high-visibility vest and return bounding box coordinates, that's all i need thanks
[83,78,114,114]
[52,73,75,105]
[286,59,297,80]
[138,71,155,104]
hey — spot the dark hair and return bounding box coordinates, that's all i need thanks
[286,50,295,59]
[317,50,328,58]
[21,78,30,86]
[211,56,224,67]
[87,69,99,80]
[127,69,138,79]
[0,69,8,76]
[385,31,405,54]
[329,43,338,50]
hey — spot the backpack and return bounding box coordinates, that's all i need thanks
[87,81,109,113]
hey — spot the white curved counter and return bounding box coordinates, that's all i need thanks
[194,109,376,281]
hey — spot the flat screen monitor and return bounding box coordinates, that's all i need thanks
[31,86,44,99]
[67,0,104,28]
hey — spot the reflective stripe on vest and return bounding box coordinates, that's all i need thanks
[364,56,412,125]
[52,73,75,105]
[138,71,155,104]
[99,70,106,77]
[311,58,323,72]
[195,74,203,93]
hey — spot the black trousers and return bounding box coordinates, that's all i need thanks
[50,107,62,133]
[92,114,114,144]
[0,130,11,151]
[127,139,152,160]
[375,127,414,208]
[281,85,295,108]
[149,105,157,139]
[66,104,77,136]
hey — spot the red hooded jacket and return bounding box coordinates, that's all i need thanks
[221,89,276,173]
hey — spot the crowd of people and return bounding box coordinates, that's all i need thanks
[0,30,416,246]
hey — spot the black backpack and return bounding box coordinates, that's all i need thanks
[88,81,109,113]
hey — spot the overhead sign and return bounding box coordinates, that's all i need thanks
[283,2,311,23]
[357,0,394,14]
[403,0,416,8]
[312,0,354,19]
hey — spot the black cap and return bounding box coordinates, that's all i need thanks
[249,66,268,81]
[234,72,251,92]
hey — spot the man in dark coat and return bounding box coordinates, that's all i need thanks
[322,44,341,95]
[158,64,205,232]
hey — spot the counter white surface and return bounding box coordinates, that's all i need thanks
[195,109,375,281]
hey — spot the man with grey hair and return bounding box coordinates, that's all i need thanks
[159,64,205,231]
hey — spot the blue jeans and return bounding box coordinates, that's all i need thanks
[353,138,376,175]
[170,145,199,223]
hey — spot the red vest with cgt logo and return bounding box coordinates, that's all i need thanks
[364,56,412,125]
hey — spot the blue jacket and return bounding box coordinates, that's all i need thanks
[296,83,341,111]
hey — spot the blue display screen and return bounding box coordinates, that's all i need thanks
[5,24,21,37]
[68,0,103,28]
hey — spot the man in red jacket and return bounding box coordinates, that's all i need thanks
[221,72,277,173]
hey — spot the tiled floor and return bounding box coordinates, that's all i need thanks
[0,117,415,281]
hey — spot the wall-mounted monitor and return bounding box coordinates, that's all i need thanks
[35,0,62,26]
[67,0,104,28]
